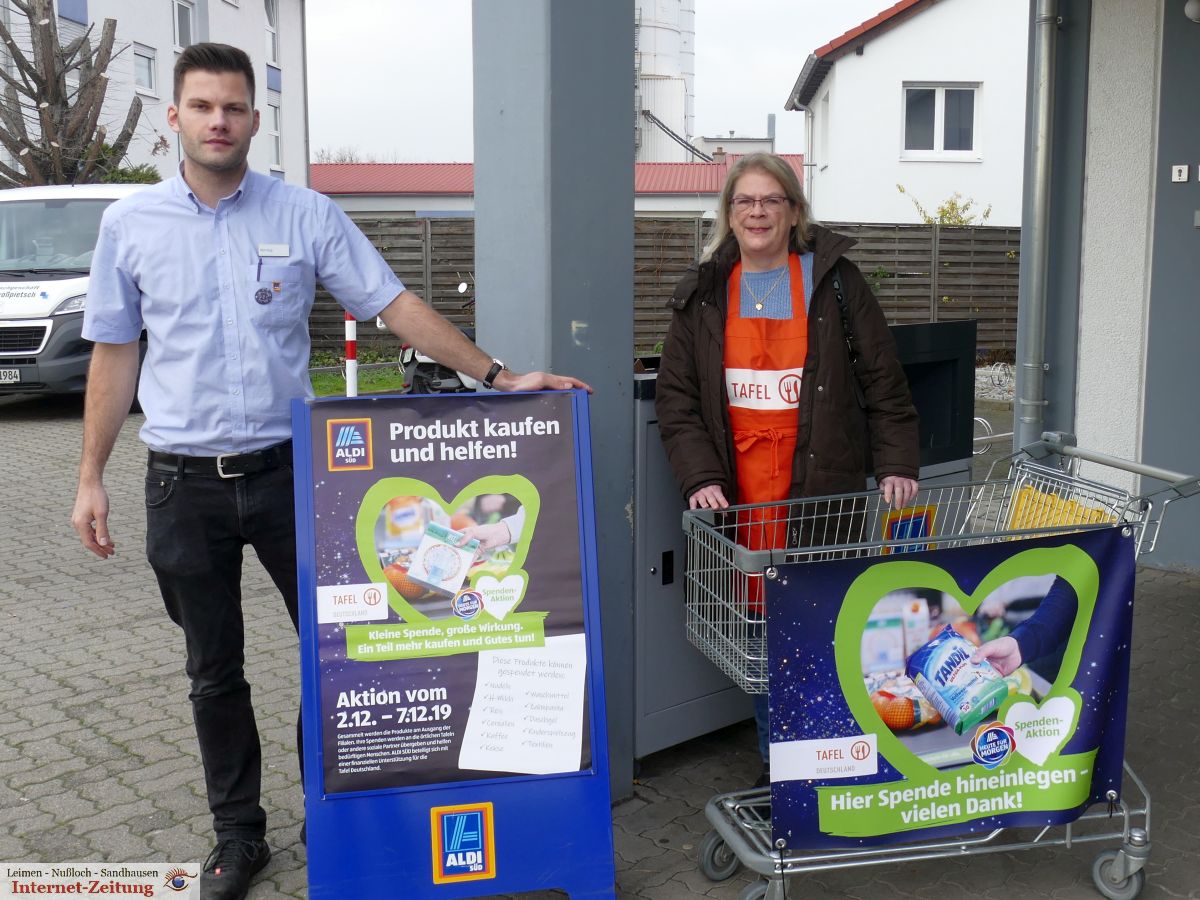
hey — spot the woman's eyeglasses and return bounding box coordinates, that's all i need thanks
[730,195,791,213]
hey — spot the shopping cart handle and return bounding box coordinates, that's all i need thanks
[1031,431,1200,497]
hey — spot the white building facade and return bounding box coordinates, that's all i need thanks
[1068,0,1198,570]
[5,0,307,184]
[786,0,1028,226]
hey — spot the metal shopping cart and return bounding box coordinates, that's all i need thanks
[684,433,1199,900]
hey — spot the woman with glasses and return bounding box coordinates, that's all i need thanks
[655,153,919,787]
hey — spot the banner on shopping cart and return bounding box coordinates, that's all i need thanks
[765,525,1135,849]
[292,390,616,899]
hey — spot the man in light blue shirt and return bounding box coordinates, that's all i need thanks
[81,160,405,455]
[70,43,587,900]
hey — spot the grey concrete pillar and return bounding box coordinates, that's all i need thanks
[472,0,636,798]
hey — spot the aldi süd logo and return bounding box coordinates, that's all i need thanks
[327,418,373,471]
[430,802,496,884]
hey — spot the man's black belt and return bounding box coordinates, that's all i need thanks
[147,440,293,479]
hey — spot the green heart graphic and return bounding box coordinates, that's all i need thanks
[833,545,1096,779]
[356,475,540,623]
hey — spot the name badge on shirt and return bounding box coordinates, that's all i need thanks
[257,243,290,258]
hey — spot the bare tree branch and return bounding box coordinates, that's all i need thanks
[29,0,59,103]
[0,124,33,161]
[17,147,46,186]
[0,157,35,188]
[76,124,106,183]
[106,96,141,165]
[0,4,148,184]
[0,86,32,144]
[0,63,34,100]
[64,27,113,144]
[0,15,40,85]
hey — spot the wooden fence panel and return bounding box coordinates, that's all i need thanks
[830,223,936,328]
[428,218,476,334]
[634,218,711,352]
[311,216,1021,358]
[931,226,1021,354]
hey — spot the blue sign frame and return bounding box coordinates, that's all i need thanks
[292,390,615,898]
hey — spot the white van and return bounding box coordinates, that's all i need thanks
[0,183,146,396]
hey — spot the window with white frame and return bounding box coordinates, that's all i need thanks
[173,0,194,50]
[267,96,282,169]
[264,0,278,65]
[133,43,157,94]
[902,84,979,159]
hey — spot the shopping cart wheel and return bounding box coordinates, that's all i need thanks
[737,880,768,900]
[1092,849,1146,900]
[697,830,740,881]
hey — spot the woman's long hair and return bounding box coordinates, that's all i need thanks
[701,153,814,262]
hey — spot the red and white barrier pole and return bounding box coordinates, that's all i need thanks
[344,312,358,397]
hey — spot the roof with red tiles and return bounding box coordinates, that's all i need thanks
[311,155,805,197]
[785,0,941,111]
[815,0,932,58]
[311,163,475,195]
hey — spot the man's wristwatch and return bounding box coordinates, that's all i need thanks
[482,358,507,390]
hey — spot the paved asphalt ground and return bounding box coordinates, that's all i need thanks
[1,392,1197,899]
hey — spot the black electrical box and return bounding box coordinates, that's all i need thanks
[890,320,977,468]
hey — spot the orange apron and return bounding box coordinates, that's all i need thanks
[725,254,808,612]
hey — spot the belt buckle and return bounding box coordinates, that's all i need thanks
[216,453,244,479]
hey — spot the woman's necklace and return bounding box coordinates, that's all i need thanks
[741,264,789,311]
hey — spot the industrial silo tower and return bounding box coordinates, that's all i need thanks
[634,0,698,162]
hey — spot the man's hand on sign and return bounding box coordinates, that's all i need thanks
[491,369,592,393]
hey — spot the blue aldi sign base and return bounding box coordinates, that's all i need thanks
[305,780,617,898]
[293,391,616,899]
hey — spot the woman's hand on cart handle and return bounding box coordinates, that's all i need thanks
[689,484,730,510]
[879,476,919,509]
[972,636,1022,677]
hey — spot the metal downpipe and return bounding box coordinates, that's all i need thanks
[1015,0,1059,450]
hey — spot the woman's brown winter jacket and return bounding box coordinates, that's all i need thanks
[655,224,919,504]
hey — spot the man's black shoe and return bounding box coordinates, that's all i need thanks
[753,763,771,789]
[200,838,271,900]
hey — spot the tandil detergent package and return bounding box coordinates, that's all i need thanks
[905,624,1009,735]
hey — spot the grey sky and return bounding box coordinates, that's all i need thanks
[304,0,882,162]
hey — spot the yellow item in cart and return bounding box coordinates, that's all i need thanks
[1007,485,1116,531]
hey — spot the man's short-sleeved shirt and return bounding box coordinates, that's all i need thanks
[83,169,404,455]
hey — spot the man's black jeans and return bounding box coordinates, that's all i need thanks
[145,461,299,841]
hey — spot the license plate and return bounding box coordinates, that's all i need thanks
[0,369,20,384]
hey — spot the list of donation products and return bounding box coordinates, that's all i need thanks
[460,634,587,774]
